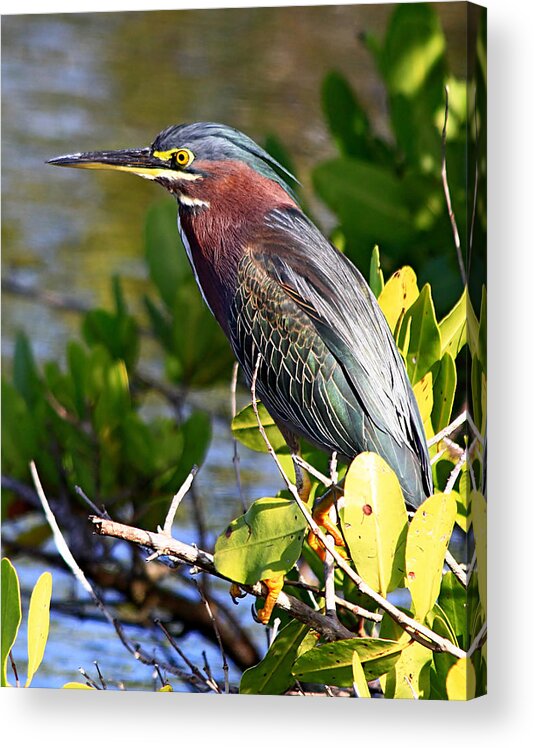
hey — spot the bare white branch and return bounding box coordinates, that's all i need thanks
[162,466,198,536]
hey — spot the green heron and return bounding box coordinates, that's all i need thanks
[49,122,432,618]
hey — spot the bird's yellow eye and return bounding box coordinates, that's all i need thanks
[173,148,194,167]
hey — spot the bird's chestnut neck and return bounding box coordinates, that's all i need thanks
[169,159,298,332]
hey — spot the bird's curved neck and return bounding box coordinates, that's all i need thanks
[173,159,298,332]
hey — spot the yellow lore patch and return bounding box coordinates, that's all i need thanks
[153,147,195,168]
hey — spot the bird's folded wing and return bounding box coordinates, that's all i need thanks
[249,207,432,495]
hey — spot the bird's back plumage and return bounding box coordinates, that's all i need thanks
[230,206,432,507]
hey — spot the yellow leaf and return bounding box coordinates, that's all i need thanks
[351,652,371,698]
[62,682,94,689]
[406,493,456,620]
[446,658,476,700]
[343,453,408,596]
[378,267,419,338]
[439,288,467,358]
[413,372,434,439]
[25,571,52,687]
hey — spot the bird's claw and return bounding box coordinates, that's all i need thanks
[229,583,247,605]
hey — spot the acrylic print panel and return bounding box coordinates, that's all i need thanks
[1,1,486,699]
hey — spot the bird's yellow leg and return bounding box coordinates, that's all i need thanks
[307,489,347,561]
[257,574,285,624]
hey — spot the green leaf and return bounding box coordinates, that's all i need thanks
[378,266,419,338]
[471,355,486,434]
[369,245,384,298]
[213,497,307,585]
[231,401,287,453]
[406,493,457,620]
[1,558,22,687]
[13,333,41,408]
[157,410,212,495]
[1,379,38,473]
[439,287,467,358]
[466,289,480,358]
[438,572,467,648]
[25,571,52,687]
[431,354,457,433]
[446,657,476,700]
[471,491,487,618]
[168,284,234,387]
[379,612,432,699]
[67,341,88,420]
[381,3,446,98]
[430,602,459,648]
[478,286,487,373]
[342,452,408,595]
[239,620,310,695]
[399,284,441,384]
[94,359,131,434]
[82,281,139,370]
[292,638,405,687]
[321,71,370,158]
[352,651,371,697]
[313,158,415,247]
[380,4,446,171]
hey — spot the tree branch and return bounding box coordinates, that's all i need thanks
[90,515,355,642]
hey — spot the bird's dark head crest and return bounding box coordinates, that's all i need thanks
[151,122,299,199]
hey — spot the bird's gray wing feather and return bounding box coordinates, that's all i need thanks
[254,207,432,501]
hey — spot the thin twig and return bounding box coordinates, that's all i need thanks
[30,461,218,692]
[333,596,382,624]
[427,410,466,448]
[323,535,337,618]
[466,411,484,446]
[75,485,110,520]
[444,451,467,493]
[249,356,467,660]
[161,466,198,536]
[293,454,331,487]
[283,579,382,623]
[431,446,448,465]
[154,618,219,693]
[467,621,487,658]
[404,675,419,700]
[9,653,20,688]
[79,667,100,690]
[441,85,467,286]
[193,577,230,694]
[93,661,107,689]
[466,550,478,587]
[445,551,467,587]
[231,362,247,513]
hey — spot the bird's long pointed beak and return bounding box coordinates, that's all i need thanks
[47,147,172,180]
